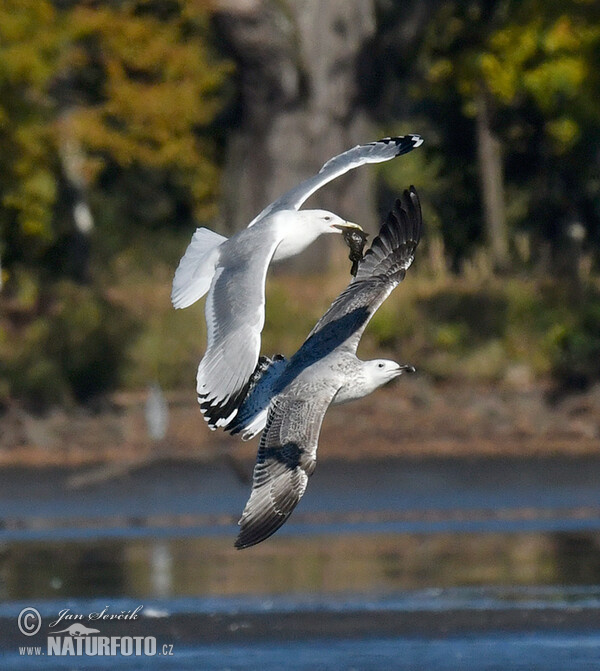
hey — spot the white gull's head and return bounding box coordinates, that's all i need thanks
[292,209,363,235]
[271,209,364,261]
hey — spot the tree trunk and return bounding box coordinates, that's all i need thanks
[214,0,377,272]
[57,111,94,283]
[475,88,509,269]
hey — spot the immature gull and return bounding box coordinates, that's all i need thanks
[171,136,423,429]
[231,187,423,548]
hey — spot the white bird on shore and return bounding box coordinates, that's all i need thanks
[171,136,423,429]
[229,187,422,548]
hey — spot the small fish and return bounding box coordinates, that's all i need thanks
[342,228,369,276]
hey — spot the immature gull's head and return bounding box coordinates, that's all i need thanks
[363,359,415,386]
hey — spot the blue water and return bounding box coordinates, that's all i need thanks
[3,587,600,670]
[120,634,600,671]
[3,457,600,519]
[2,457,600,669]
[5,634,600,670]
[2,457,600,542]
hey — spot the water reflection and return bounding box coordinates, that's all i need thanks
[2,457,600,606]
[551,533,600,584]
[150,541,173,597]
[3,531,600,602]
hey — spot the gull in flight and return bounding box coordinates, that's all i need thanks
[229,187,423,548]
[171,136,423,429]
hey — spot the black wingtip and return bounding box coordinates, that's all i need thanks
[408,134,424,148]
[352,186,422,282]
[198,384,248,430]
[234,514,288,549]
[379,134,424,157]
[225,354,287,436]
[383,186,422,250]
[198,351,290,431]
[234,536,256,550]
[395,186,422,246]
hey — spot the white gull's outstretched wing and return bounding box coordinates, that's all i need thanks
[197,230,281,428]
[247,135,423,226]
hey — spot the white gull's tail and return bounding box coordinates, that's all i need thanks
[171,227,227,309]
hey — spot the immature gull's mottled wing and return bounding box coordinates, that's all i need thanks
[247,135,423,227]
[197,232,281,427]
[235,382,340,549]
[300,187,422,357]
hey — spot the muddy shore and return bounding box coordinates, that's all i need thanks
[1,377,598,468]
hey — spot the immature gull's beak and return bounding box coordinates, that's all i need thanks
[397,364,416,376]
[390,364,416,379]
[333,222,369,277]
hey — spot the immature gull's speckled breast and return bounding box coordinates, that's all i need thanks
[230,187,423,549]
[171,136,423,429]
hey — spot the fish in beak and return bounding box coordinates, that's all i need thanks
[333,222,369,276]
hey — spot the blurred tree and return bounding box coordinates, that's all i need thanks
[1,0,232,291]
[371,0,600,267]
[367,0,499,267]
[63,0,232,224]
[418,2,521,268]
[0,0,232,407]
[476,2,600,266]
[0,0,64,291]
[426,1,600,261]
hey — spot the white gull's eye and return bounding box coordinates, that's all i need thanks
[378,363,384,368]
[324,216,331,221]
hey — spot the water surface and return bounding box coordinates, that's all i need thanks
[1,457,599,669]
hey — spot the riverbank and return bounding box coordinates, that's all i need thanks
[1,377,598,468]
